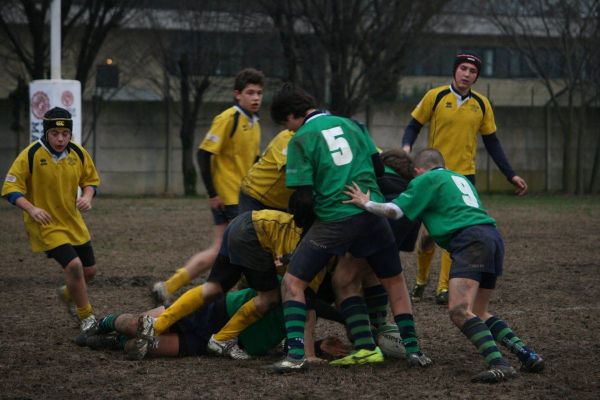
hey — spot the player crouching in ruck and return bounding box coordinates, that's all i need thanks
[343,148,544,383]
[2,107,101,340]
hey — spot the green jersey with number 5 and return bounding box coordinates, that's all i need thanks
[286,112,383,221]
[393,168,495,249]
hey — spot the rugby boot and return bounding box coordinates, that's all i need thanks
[86,334,122,351]
[406,351,433,368]
[521,352,545,373]
[265,356,309,373]
[435,290,449,305]
[329,347,384,366]
[125,315,156,360]
[411,284,426,303]
[207,335,251,360]
[471,364,517,383]
[151,281,170,306]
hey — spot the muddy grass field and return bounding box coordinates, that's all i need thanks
[1,195,599,399]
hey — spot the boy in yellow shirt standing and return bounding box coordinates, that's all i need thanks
[152,68,264,304]
[2,107,101,337]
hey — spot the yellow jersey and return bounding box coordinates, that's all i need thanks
[251,209,324,293]
[2,141,100,252]
[199,105,261,205]
[241,129,294,210]
[411,85,496,176]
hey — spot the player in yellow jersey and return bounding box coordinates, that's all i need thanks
[2,107,101,338]
[401,51,528,305]
[239,129,295,212]
[152,68,264,305]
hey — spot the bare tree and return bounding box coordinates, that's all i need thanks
[142,2,243,196]
[259,0,448,116]
[489,0,600,194]
[0,0,140,149]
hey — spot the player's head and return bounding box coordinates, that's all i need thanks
[270,82,317,131]
[43,107,72,152]
[413,148,445,175]
[453,50,482,85]
[380,148,414,181]
[234,68,264,113]
[287,189,316,233]
[43,107,72,137]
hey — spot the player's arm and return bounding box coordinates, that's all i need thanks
[288,185,315,228]
[197,149,224,209]
[371,152,384,177]
[401,118,424,153]
[482,133,528,196]
[76,186,96,212]
[343,182,404,220]
[14,196,52,225]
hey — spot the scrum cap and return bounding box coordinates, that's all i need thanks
[453,51,482,80]
[43,107,73,135]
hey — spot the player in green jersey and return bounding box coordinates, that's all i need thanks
[344,148,545,383]
[267,84,431,373]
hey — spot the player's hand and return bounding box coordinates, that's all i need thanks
[402,144,411,153]
[208,195,225,211]
[511,175,528,196]
[319,336,351,358]
[76,195,93,211]
[342,181,370,208]
[28,206,52,225]
[306,356,328,364]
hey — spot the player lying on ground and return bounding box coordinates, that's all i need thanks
[82,286,350,362]
[343,148,545,383]
[138,207,329,361]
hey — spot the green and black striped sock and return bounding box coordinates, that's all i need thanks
[283,300,307,360]
[340,296,376,351]
[394,313,421,355]
[462,316,508,366]
[486,315,533,363]
[98,314,119,333]
[364,284,388,330]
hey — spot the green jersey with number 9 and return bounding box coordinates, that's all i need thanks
[286,113,384,221]
[393,168,496,249]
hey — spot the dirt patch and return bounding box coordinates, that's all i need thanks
[1,196,599,399]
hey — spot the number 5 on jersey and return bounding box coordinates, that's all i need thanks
[321,126,353,166]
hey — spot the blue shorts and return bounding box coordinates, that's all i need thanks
[238,190,280,214]
[211,205,239,225]
[448,224,503,289]
[173,299,229,356]
[287,212,401,282]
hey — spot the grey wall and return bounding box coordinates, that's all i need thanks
[1,99,598,195]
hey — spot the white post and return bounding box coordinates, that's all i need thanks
[50,0,61,79]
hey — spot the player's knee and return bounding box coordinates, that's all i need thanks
[202,282,223,301]
[64,258,84,280]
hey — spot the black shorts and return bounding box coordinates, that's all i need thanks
[173,299,229,356]
[238,190,273,214]
[46,241,95,268]
[226,212,274,272]
[211,204,239,225]
[448,224,503,289]
[287,212,401,282]
[207,254,280,293]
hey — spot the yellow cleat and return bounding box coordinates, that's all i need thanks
[330,347,384,366]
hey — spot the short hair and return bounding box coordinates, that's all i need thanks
[380,148,414,181]
[234,68,264,92]
[270,82,317,125]
[414,148,445,170]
